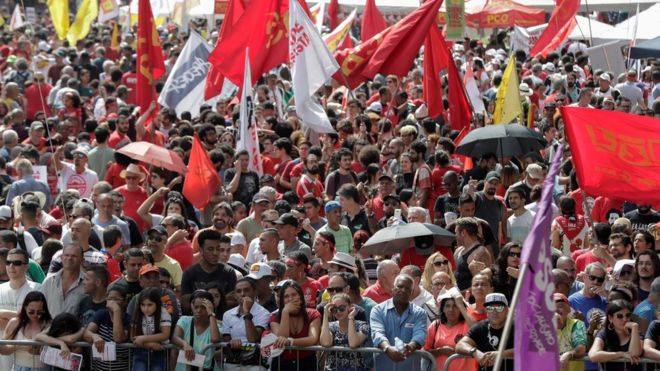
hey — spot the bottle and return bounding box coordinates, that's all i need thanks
[394,337,405,352]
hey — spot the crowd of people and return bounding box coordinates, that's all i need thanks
[0,3,658,371]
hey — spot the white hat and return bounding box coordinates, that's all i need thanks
[247,262,273,280]
[120,163,146,181]
[228,254,248,274]
[485,49,497,57]
[414,104,428,120]
[228,232,246,246]
[329,252,357,271]
[598,73,611,82]
[519,83,533,96]
[526,163,543,179]
[543,62,555,72]
[367,101,382,113]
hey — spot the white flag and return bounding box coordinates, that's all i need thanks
[464,62,486,114]
[10,5,25,30]
[289,0,339,134]
[315,0,326,32]
[98,0,120,22]
[158,31,215,117]
[238,49,263,176]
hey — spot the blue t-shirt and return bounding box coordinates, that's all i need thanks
[633,298,657,324]
[568,291,607,322]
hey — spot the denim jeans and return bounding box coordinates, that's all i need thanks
[132,348,167,371]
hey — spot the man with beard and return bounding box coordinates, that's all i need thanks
[318,201,354,254]
[225,150,260,209]
[107,113,131,149]
[636,250,660,301]
[236,193,273,244]
[378,194,404,229]
[453,217,493,292]
[54,146,99,198]
[504,163,543,206]
[410,141,433,215]
[192,202,243,260]
[625,204,660,232]
[506,188,535,244]
[371,175,395,221]
[324,148,358,201]
[198,123,218,151]
[182,229,237,314]
[468,171,507,253]
[296,154,324,200]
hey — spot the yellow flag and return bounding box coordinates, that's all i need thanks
[67,0,98,45]
[492,55,523,125]
[111,22,119,48]
[48,0,69,40]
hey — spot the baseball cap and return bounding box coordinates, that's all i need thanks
[367,101,382,113]
[485,171,501,182]
[552,293,568,303]
[526,163,543,180]
[228,254,248,276]
[484,293,508,307]
[0,206,12,220]
[383,194,400,203]
[273,213,299,228]
[324,200,341,214]
[378,174,394,183]
[329,252,357,271]
[72,146,89,157]
[29,121,44,131]
[247,262,273,280]
[252,193,271,204]
[148,225,167,235]
[598,73,611,82]
[139,264,160,276]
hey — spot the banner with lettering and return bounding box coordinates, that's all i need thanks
[159,31,213,117]
[445,0,464,41]
[562,107,660,204]
[514,144,562,371]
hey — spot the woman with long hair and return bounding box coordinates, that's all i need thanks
[0,291,52,371]
[129,287,172,371]
[424,294,477,371]
[269,280,321,371]
[421,252,457,292]
[394,152,414,194]
[491,242,522,302]
[319,293,370,371]
[35,313,84,358]
[588,300,642,371]
[172,290,220,371]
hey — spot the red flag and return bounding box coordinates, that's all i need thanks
[204,0,245,100]
[183,135,222,210]
[361,0,387,41]
[530,0,579,57]
[361,0,443,79]
[328,0,339,29]
[423,24,449,119]
[446,42,472,131]
[136,0,165,113]
[333,27,392,89]
[562,107,660,204]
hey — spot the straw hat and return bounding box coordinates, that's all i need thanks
[120,163,146,181]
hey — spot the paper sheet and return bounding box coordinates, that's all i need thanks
[40,346,83,371]
[92,342,116,361]
[177,350,206,367]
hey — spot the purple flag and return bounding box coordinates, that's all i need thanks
[514,144,563,371]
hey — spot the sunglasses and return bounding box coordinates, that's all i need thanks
[327,286,345,294]
[486,305,506,313]
[589,275,605,283]
[508,252,521,258]
[27,310,44,316]
[433,260,449,267]
[148,235,165,242]
[331,305,347,314]
[615,312,632,320]
[6,260,25,266]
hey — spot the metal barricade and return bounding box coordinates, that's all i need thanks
[443,353,660,371]
[202,343,438,371]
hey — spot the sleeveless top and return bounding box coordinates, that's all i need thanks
[15,328,46,368]
[455,244,482,291]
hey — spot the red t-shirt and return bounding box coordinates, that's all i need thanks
[431,165,462,198]
[399,246,456,271]
[115,185,148,233]
[591,197,624,225]
[300,277,323,308]
[574,250,606,273]
[268,308,320,360]
[105,254,122,283]
[24,83,52,119]
[107,131,129,149]
[296,174,324,200]
[121,72,137,105]
[261,155,276,176]
[363,281,391,304]
[167,239,194,272]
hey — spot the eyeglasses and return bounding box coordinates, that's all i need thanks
[508,252,521,258]
[486,305,506,313]
[327,286,346,294]
[615,312,632,320]
[331,305,347,313]
[433,260,449,267]
[589,274,605,283]
[148,235,165,242]
[6,260,25,266]
[432,281,450,287]
[27,310,44,316]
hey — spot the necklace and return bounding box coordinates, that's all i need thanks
[487,323,499,349]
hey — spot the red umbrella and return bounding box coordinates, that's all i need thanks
[465,0,546,28]
[118,142,187,174]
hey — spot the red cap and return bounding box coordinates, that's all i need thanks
[139,264,160,276]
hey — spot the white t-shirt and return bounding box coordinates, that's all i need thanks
[221,302,270,342]
[245,237,263,266]
[507,209,536,244]
[142,308,172,337]
[58,163,99,198]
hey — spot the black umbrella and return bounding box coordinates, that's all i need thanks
[456,124,547,158]
[361,222,455,256]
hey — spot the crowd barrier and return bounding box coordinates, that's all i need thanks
[443,353,660,371]
[0,339,438,371]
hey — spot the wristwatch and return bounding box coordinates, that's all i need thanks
[469,347,478,356]
[243,313,254,321]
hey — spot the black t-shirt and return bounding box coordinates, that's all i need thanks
[341,208,371,236]
[466,320,514,371]
[434,194,460,223]
[596,329,643,371]
[624,210,660,232]
[181,263,238,296]
[109,276,143,305]
[120,215,144,247]
[78,296,107,326]
[224,169,260,208]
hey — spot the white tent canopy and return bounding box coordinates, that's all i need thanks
[526,15,629,44]
[612,3,660,40]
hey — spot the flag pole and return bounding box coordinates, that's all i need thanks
[583,0,594,46]
[492,262,527,371]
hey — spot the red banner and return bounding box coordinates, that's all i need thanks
[562,107,660,204]
[333,27,391,89]
[204,0,244,100]
[530,0,579,57]
[328,0,339,29]
[136,0,165,112]
[423,24,449,119]
[361,0,387,41]
[183,135,222,210]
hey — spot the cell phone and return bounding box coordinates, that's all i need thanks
[394,209,402,220]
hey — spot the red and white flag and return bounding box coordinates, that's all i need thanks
[289,0,339,133]
[464,62,486,113]
[323,8,357,52]
[237,49,263,175]
[10,5,25,30]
